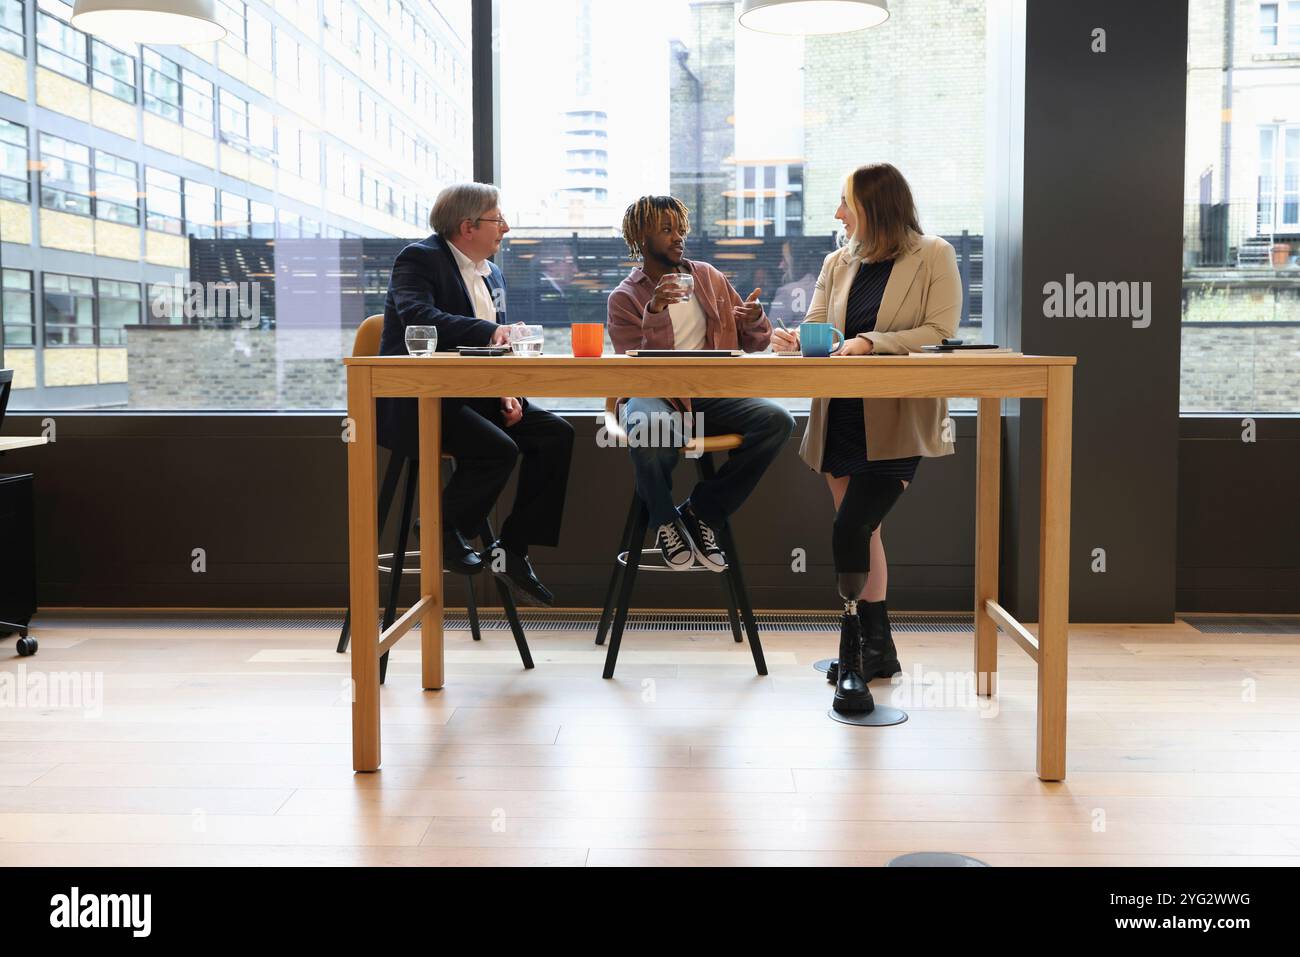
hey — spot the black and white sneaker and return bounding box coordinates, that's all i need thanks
[678,501,726,573]
[656,521,696,570]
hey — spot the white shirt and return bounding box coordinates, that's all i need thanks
[667,294,708,350]
[447,240,498,325]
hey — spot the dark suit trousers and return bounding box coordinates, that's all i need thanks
[440,398,574,551]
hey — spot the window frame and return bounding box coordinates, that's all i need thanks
[37,131,92,218]
[90,37,137,103]
[95,278,142,347]
[143,48,182,124]
[1257,1,1300,50]
[0,0,25,57]
[1257,123,1300,230]
[1,268,36,349]
[0,116,29,203]
[40,271,97,348]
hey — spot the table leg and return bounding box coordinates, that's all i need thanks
[1037,367,1073,782]
[347,367,381,772]
[418,397,444,691]
[974,398,1001,698]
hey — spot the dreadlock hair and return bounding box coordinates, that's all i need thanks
[620,195,691,260]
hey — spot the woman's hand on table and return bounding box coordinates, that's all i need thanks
[770,327,800,351]
[835,335,874,357]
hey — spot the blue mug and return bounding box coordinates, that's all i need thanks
[800,323,845,357]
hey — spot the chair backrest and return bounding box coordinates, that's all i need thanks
[352,314,386,358]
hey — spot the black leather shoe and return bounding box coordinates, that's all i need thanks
[832,611,874,715]
[486,541,554,607]
[442,528,484,575]
[859,599,901,680]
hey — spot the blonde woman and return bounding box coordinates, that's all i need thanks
[771,163,961,715]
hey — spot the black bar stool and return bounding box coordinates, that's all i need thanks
[594,399,767,679]
[336,316,532,682]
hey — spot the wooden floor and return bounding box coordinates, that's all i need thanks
[2,611,1299,867]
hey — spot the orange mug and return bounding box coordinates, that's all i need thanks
[571,323,604,357]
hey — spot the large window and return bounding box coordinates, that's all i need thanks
[91,39,136,102]
[38,132,91,216]
[93,150,139,225]
[2,269,35,348]
[143,49,182,123]
[97,279,141,346]
[182,69,215,136]
[1184,0,1300,412]
[220,190,249,238]
[497,0,985,411]
[219,88,249,145]
[35,6,87,83]
[0,0,24,57]
[5,0,475,410]
[1257,1,1300,50]
[145,167,183,234]
[218,0,247,54]
[0,117,28,202]
[184,180,216,238]
[42,272,95,346]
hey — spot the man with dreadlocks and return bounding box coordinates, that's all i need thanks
[607,195,794,572]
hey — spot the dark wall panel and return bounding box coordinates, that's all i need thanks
[1007,0,1188,622]
[1,411,1295,613]
[0,412,980,611]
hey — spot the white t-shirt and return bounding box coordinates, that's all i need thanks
[667,295,707,350]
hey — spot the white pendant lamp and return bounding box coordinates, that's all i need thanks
[738,0,889,36]
[71,0,227,44]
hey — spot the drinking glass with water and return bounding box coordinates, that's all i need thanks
[405,325,438,356]
[509,324,544,357]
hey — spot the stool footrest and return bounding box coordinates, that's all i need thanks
[616,550,729,572]
[379,550,464,576]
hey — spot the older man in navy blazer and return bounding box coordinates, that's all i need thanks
[379,183,574,606]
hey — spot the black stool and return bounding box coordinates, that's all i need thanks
[336,452,532,682]
[594,402,766,679]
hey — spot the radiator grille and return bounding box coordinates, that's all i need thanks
[1182,615,1300,636]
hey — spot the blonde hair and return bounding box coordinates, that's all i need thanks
[841,164,922,262]
[621,195,691,259]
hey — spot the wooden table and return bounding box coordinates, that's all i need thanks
[344,353,1076,780]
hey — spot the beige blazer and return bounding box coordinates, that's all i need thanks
[797,231,962,471]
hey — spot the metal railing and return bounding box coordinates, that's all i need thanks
[1184,201,1300,269]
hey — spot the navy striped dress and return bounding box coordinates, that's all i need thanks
[819,257,922,481]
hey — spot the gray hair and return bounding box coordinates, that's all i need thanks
[429,182,501,237]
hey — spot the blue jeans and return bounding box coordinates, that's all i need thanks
[624,397,795,528]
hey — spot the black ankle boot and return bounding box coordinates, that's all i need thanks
[859,600,901,680]
[826,600,901,684]
[832,610,874,715]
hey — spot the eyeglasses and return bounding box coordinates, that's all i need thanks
[471,216,509,228]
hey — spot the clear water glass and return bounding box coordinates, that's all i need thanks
[509,324,544,357]
[405,325,437,356]
[658,271,693,299]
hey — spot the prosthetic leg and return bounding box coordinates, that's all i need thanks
[827,476,907,705]
[832,569,874,715]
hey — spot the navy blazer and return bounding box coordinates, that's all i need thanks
[377,233,508,458]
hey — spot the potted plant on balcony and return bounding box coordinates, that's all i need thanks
[1272,243,1292,268]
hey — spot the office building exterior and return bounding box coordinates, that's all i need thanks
[0,0,473,409]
